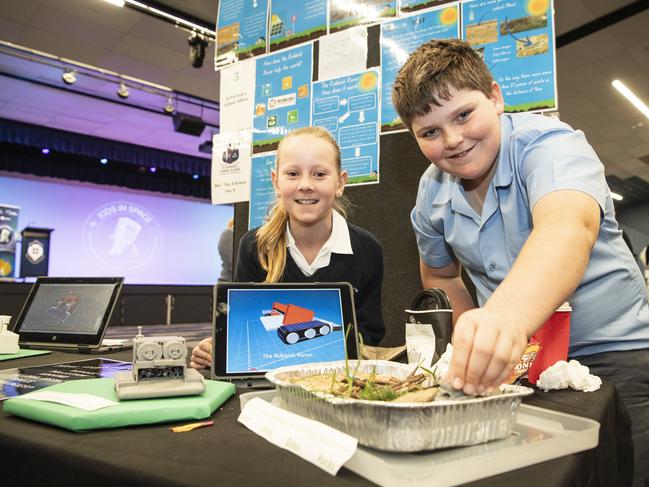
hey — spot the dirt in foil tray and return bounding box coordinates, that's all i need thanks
[286,366,442,403]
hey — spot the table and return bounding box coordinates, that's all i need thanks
[0,350,633,487]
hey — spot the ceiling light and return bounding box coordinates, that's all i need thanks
[117,81,130,99]
[149,167,157,173]
[192,174,199,180]
[61,69,77,85]
[100,158,108,164]
[163,96,175,114]
[611,192,623,201]
[102,0,125,6]
[612,79,649,120]
[41,148,50,154]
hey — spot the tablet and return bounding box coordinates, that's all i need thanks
[12,277,125,353]
[212,282,359,386]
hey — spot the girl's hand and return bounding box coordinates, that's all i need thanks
[189,337,213,370]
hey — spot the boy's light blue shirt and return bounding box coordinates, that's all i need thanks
[411,113,649,357]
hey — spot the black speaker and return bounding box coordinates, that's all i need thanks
[172,112,206,136]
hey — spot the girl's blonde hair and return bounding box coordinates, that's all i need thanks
[256,127,349,282]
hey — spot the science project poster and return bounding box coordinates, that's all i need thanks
[461,0,557,112]
[380,4,460,132]
[399,0,456,15]
[329,0,397,33]
[269,0,327,53]
[252,44,313,154]
[216,0,269,68]
[249,153,277,229]
[312,69,380,185]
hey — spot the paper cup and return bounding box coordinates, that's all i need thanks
[527,302,571,385]
[404,309,452,363]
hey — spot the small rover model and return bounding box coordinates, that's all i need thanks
[263,302,342,345]
[114,327,205,400]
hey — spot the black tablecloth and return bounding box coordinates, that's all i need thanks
[0,350,633,487]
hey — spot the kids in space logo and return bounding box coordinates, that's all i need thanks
[83,201,161,270]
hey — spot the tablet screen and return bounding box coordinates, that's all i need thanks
[214,283,356,378]
[19,283,118,334]
[14,277,124,347]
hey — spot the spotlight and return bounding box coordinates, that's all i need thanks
[188,33,209,68]
[192,174,199,180]
[100,158,108,164]
[61,69,77,85]
[117,81,130,99]
[149,167,157,173]
[41,148,50,154]
[163,96,175,114]
[198,140,213,154]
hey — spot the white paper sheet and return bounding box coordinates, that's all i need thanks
[16,391,118,411]
[238,397,358,475]
[318,26,368,81]
[211,130,253,204]
[219,59,257,132]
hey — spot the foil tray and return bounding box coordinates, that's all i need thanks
[265,360,534,452]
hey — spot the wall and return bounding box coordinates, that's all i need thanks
[618,201,649,259]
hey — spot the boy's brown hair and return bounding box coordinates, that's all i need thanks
[392,39,494,130]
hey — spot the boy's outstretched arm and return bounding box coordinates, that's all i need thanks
[449,190,600,395]
[420,258,476,324]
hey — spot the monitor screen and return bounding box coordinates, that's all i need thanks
[225,287,348,374]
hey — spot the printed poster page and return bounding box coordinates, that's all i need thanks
[211,130,253,204]
[253,44,313,154]
[462,0,557,112]
[0,204,20,278]
[220,59,257,132]
[216,0,269,69]
[329,0,397,34]
[380,4,460,133]
[312,69,380,185]
[269,0,327,53]
[0,358,131,400]
[318,26,368,81]
[249,153,277,229]
[399,0,457,15]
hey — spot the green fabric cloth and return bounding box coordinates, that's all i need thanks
[3,377,235,432]
[0,349,51,361]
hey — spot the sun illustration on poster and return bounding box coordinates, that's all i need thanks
[440,7,458,26]
[527,0,548,16]
[358,70,378,92]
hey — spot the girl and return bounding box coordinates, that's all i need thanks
[190,127,384,369]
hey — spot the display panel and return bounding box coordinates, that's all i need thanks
[213,283,357,379]
[18,283,117,335]
[0,175,233,284]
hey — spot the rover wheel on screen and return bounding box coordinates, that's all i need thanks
[277,320,336,345]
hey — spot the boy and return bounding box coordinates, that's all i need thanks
[393,39,648,486]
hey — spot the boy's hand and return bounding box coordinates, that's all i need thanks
[189,337,213,370]
[447,308,527,395]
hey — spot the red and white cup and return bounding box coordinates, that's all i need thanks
[527,302,572,385]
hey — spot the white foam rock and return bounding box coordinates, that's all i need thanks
[536,359,602,392]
